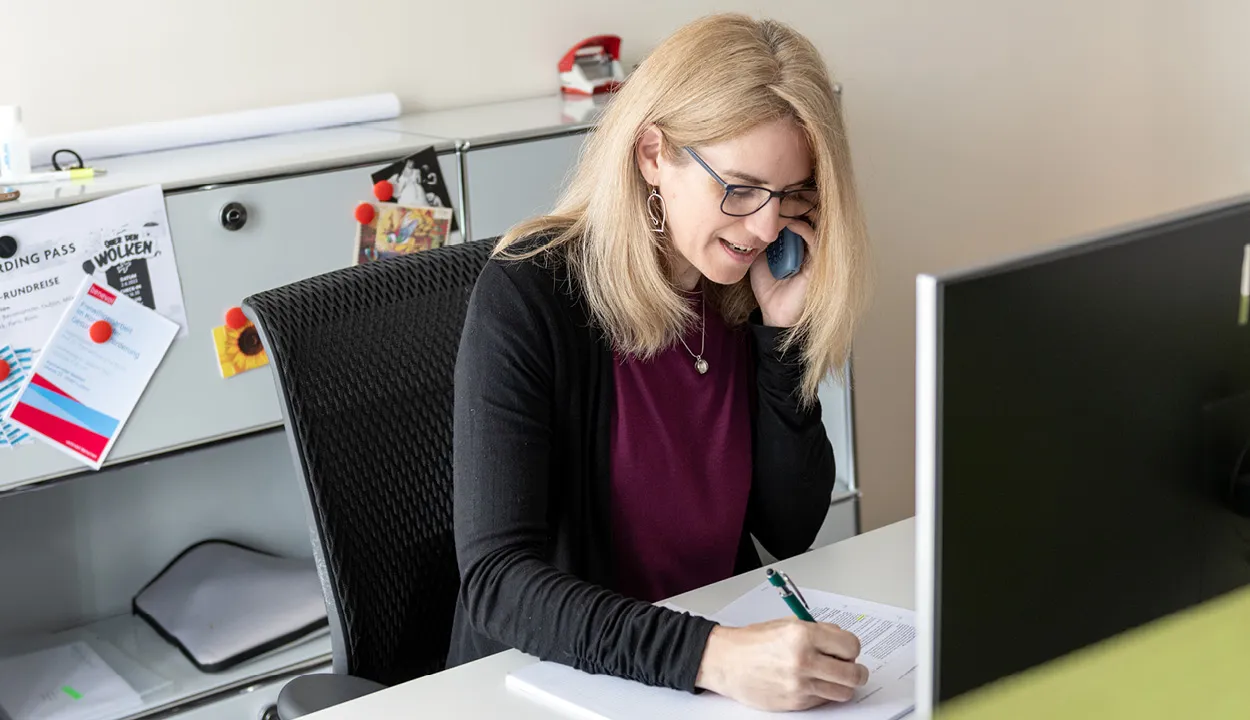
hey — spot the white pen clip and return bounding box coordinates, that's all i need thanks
[777,570,810,611]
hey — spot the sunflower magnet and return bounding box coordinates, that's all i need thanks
[212,307,269,378]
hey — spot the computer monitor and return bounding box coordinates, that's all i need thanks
[915,195,1250,715]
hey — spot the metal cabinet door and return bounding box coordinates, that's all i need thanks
[819,365,857,492]
[145,169,389,455]
[463,133,586,241]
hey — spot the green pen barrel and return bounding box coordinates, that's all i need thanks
[766,569,815,622]
[784,594,816,622]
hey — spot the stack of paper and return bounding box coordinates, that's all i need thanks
[0,641,144,720]
[0,345,34,448]
[506,583,917,719]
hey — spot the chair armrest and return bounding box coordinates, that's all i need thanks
[276,673,387,719]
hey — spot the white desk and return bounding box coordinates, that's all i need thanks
[304,518,916,720]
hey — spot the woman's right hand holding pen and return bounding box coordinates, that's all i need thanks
[694,619,870,711]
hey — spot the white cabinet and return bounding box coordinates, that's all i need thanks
[0,431,329,720]
[0,117,583,720]
[1,152,462,491]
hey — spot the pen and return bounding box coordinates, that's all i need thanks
[1,168,107,185]
[766,568,815,622]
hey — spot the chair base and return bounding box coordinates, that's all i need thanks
[276,673,387,719]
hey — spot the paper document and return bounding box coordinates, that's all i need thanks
[506,583,916,720]
[0,184,189,361]
[0,641,144,720]
[714,583,918,715]
[3,277,178,468]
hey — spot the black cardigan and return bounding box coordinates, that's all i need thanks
[447,245,836,691]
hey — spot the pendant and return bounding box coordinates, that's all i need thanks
[695,357,709,375]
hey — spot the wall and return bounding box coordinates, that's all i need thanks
[3,0,1249,529]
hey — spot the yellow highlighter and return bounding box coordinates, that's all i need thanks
[2,168,107,185]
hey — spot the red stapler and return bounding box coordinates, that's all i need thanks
[558,35,625,96]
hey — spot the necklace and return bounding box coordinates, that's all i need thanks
[677,292,708,375]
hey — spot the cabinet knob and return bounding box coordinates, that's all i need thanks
[220,202,249,231]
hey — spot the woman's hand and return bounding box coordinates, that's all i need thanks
[749,219,815,328]
[695,619,869,712]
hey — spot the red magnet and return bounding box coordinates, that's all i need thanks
[0,359,9,382]
[89,320,113,344]
[354,203,375,224]
[373,180,394,202]
[225,306,248,330]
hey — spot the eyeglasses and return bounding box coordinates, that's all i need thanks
[684,147,818,218]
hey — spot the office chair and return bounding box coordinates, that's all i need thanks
[242,239,495,719]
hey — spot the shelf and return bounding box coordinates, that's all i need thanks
[364,94,597,149]
[0,612,331,720]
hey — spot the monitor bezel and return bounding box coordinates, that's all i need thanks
[912,191,1250,715]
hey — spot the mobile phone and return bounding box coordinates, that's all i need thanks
[766,227,804,280]
[0,187,18,203]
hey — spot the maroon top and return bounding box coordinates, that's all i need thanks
[609,294,754,602]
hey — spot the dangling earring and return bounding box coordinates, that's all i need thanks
[647,187,668,234]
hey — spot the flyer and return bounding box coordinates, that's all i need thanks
[370,147,458,232]
[3,277,178,469]
[354,203,453,265]
[0,185,189,365]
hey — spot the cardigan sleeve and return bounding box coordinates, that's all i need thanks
[745,323,838,560]
[452,258,717,691]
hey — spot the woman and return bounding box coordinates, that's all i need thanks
[450,13,872,712]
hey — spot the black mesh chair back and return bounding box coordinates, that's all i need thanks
[242,240,493,686]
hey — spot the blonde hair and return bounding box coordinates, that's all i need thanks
[499,13,871,406]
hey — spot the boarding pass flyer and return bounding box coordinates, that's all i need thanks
[3,277,177,469]
[0,184,188,364]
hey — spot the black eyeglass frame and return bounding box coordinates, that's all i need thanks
[683,146,818,219]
